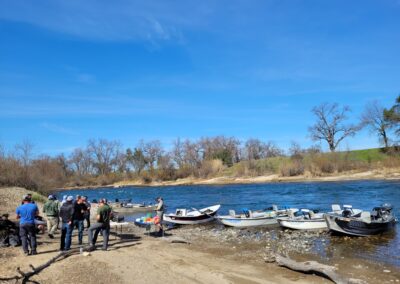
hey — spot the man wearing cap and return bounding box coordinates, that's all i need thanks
[88,198,112,251]
[16,195,39,255]
[59,196,75,251]
[43,195,59,239]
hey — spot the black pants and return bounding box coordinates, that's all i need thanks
[19,223,36,253]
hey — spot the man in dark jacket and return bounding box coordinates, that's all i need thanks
[73,197,87,245]
[59,196,74,251]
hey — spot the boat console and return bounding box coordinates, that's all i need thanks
[175,209,187,216]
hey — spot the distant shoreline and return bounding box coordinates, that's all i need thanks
[59,168,400,191]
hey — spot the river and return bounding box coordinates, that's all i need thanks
[58,180,399,267]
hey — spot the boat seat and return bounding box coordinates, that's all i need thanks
[229,210,236,217]
[331,204,341,213]
[361,211,371,223]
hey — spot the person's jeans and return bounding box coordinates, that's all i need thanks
[84,213,91,229]
[88,223,110,250]
[73,219,84,244]
[19,223,36,253]
[46,216,58,235]
[60,222,73,250]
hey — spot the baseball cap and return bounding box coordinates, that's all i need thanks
[67,196,74,201]
[22,194,31,201]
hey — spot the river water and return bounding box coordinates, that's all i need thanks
[58,180,399,267]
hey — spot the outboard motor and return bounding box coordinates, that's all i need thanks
[342,208,352,218]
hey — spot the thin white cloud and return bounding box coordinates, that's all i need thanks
[40,122,78,135]
[0,0,215,42]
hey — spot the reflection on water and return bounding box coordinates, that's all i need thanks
[59,180,400,267]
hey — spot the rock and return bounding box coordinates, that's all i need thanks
[383,269,391,273]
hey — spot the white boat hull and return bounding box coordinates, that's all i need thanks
[217,216,278,227]
[163,204,220,225]
[163,215,215,225]
[277,217,327,230]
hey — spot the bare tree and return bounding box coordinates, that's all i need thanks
[69,148,93,176]
[199,136,241,166]
[361,101,391,148]
[126,147,147,174]
[172,138,184,168]
[14,139,35,167]
[308,103,360,152]
[87,139,121,175]
[244,138,266,160]
[141,140,163,171]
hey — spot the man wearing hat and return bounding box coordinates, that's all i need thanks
[43,195,59,239]
[88,198,112,251]
[16,194,39,255]
[59,196,75,251]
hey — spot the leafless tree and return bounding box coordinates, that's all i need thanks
[87,139,121,175]
[14,139,35,167]
[289,141,303,159]
[69,148,93,176]
[308,103,360,152]
[361,101,391,148]
[126,147,147,174]
[199,136,241,166]
[244,138,266,160]
[141,140,163,171]
[172,138,185,168]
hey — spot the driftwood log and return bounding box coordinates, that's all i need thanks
[274,254,365,284]
[0,247,87,284]
[162,236,191,244]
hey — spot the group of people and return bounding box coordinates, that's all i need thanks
[15,193,113,256]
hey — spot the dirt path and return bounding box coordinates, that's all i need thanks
[0,231,325,284]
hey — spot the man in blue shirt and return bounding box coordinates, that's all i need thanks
[16,194,39,255]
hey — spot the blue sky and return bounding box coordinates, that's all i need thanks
[0,0,399,156]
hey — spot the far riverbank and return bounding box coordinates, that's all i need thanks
[61,168,400,191]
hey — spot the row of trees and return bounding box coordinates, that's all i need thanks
[0,96,399,192]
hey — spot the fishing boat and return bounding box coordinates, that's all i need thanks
[163,204,221,225]
[111,201,157,213]
[277,209,327,230]
[216,205,296,227]
[324,203,397,236]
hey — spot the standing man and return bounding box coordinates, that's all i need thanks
[88,198,112,251]
[82,196,91,229]
[59,196,74,251]
[43,195,59,239]
[73,196,87,245]
[155,197,164,236]
[16,195,39,255]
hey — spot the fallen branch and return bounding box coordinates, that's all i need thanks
[162,236,191,244]
[0,247,87,283]
[274,254,365,284]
